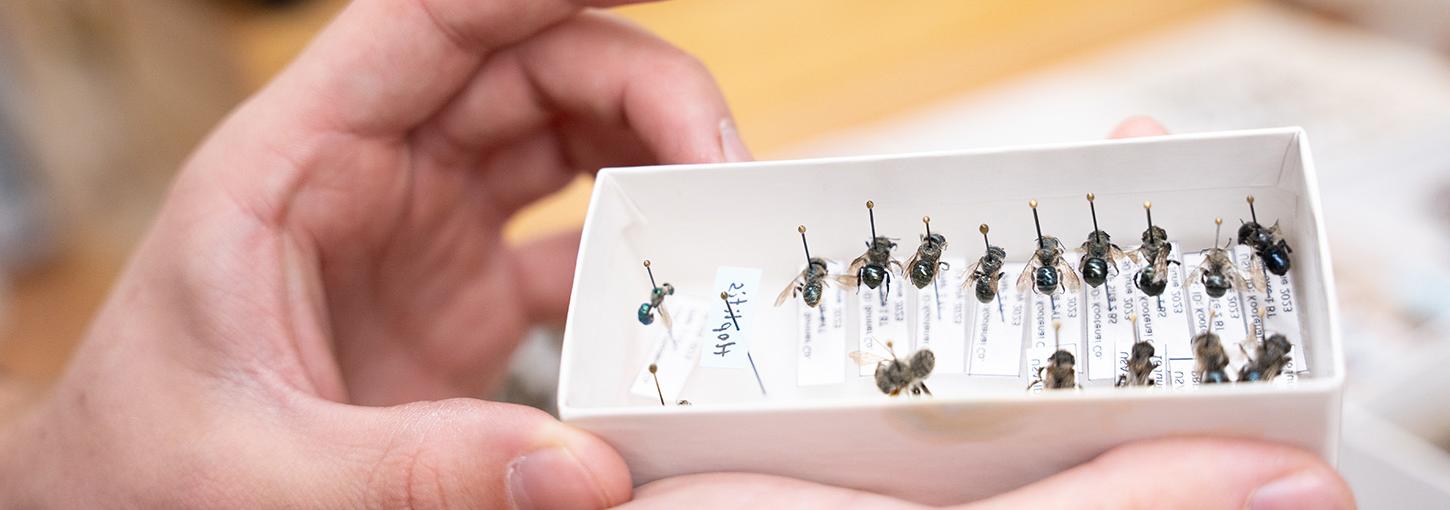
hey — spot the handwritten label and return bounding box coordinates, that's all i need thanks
[968,263,1026,376]
[1086,255,1134,381]
[797,261,848,386]
[699,267,763,369]
[857,273,909,376]
[630,297,708,402]
[1132,243,1190,388]
[915,258,968,374]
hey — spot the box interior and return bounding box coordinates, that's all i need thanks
[561,128,1340,414]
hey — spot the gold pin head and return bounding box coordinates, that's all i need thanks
[1128,313,1138,325]
[866,200,875,209]
[719,291,729,300]
[643,260,651,268]
[1087,193,1096,202]
[798,225,807,233]
[1247,195,1256,205]
[1215,217,1223,225]
[649,363,658,374]
[1029,199,1038,209]
[923,215,931,225]
[1144,201,1152,210]
[979,224,990,235]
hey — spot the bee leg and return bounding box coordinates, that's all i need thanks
[917,382,932,396]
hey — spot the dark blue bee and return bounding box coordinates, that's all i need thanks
[1017,200,1081,296]
[1188,218,1252,299]
[637,260,674,330]
[963,224,1007,304]
[905,216,949,289]
[1134,201,1179,297]
[1238,195,1293,283]
[845,201,902,294]
[1079,193,1134,288]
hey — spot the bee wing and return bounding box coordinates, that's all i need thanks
[834,273,860,289]
[1111,244,1135,264]
[1185,261,1207,287]
[1015,259,1037,294]
[888,257,905,274]
[959,259,984,286]
[848,350,888,367]
[1248,255,1268,292]
[1056,259,1082,292]
[775,271,806,306]
[903,251,922,276]
[847,253,869,276]
[658,303,674,332]
[1225,258,1251,293]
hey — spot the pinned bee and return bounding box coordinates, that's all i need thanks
[1115,313,1157,387]
[850,340,935,397]
[1238,308,1294,382]
[963,224,1007,304]
[1017,200,1081,296]
[1237,195,1293,285]
[1134,201,1179,297]
[1192,309,1232,384]
[905,216,950,289]
[776,225,834,308]
[845,200,903,294]
[1187,217,1252,298]
[637,260,674,330]
[1079,193,1136,288]
[1028,320,1079,390]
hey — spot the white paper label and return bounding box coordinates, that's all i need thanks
[915,258,968,374]
[968,263,1026,377]
[1165,343,1197,389]
[1027,283,1084,366]
[1086,255,1134,381]
[699,266,764,369]
[631,297,708,402]
[1233,245,1307,376]
[1132,243,1191,388]
[857,275,910,376]
[796,262,848,386]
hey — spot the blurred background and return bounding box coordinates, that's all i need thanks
[1,0,1449,506]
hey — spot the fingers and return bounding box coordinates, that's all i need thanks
[420,11,745,172]
[626,473,924,510]
[315,398,631,510]
[1109,115,1169,138]
[509,229,583,325]
[966,437,1353,510]
[260,0,657,135]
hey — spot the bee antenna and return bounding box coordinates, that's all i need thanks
[643,260,657,289]
[1029,199,1045,249]
[979,224,991,250]
[866,200,877,240]
[1246,195,1259,224]
[797,225,812,267]
[923,215,932,237]
[1087,193,1101,240]
[648,363,664,406]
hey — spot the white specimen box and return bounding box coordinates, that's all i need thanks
[557,127,1343,505]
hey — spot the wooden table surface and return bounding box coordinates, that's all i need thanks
[0,0,1234,410]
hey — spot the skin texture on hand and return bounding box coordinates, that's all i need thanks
[0,0,1352,504]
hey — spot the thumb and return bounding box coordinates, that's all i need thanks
[967,437,1354,510]
[314,398,631,509]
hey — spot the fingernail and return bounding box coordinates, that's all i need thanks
[1248,471,1352,510]
[719,118,753,163]
[508,447,608,510]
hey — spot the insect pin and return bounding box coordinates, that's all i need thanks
[648,363,665,406]
[723,291,768,396]
[905,216,950,289]
[1237,195,1293,287]
[1188,217,1252,298]
[1079,193,1136,288]
[845,200,903,294]
[1133,201,1179,297]
[776,225,834,308]
[1192,309,1232,384]
[1017,199,1081,296]
[1029,320,1079,390]
[637,260,674,330]
[963,224,1007,304]
[1238,307,1293,382]
[1116,313,1157,387]
[850,340,935,397]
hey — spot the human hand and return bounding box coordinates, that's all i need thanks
[0,0,746,507]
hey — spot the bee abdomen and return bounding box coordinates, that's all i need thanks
[1081,257,1109,287]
